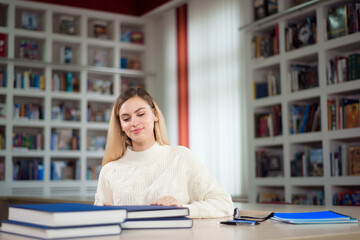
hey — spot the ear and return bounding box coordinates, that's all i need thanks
[153,108,159,122]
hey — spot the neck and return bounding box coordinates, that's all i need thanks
[132,138,156,152]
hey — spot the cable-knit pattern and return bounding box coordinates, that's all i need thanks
[94,142,234,218]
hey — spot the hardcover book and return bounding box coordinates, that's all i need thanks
[1,220,122,239]
[0,33,6,57]
[22,11,38,30]
[327,4,347,39]
[93,20,108,39]
[119,205,190,219]
[254,0,267,20]
[59,15,75,35]
[8,203,127,227]
[121,217,193,229]
[94,49,108,67]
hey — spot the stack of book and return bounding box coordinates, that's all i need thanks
[119,205,192,230]
[0,203,193,239]
[271,210,358,224]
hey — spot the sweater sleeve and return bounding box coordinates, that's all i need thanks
[94,165,114,206]
[181,148,234,218]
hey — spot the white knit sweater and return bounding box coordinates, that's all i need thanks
[94,142,234,218]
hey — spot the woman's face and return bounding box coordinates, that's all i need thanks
[119,96,158,151]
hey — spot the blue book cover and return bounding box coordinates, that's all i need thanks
[272,211,359,224]
[1,220,121,239]
[299,103,310,133]
[9,203,127,227]
[112,205,190,219]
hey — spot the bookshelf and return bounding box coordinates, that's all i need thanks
[0,0,149,197]
[245,0,360,206]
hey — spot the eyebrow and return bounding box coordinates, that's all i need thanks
[120,107,146,117]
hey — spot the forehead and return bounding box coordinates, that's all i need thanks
[119,96,151,114]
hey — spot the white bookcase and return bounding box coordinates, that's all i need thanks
[244,0,360,206]
[0,0,149,197]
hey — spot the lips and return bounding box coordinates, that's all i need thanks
[132,128,144,134]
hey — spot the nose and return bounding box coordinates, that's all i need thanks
[131,117,139,126]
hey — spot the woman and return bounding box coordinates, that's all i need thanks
[94,88,233,218]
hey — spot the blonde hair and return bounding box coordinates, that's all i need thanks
[102,88,169,166]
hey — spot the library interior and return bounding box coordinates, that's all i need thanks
[0,0,360,239]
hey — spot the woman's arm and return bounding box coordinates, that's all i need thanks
[94,166,114,205]
[183,149,234,218]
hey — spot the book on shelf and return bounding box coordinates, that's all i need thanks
[330,144,360,177]
[12,133,43,150]
[93,20,108,39]
[1,220,122,239]
[292,190,324,206]
[254,0,267,20]
[0,68,6,88]
[291,148,323,177]
[19,40,38,60]
[308,148,323,177]
[87,104,111,123]
[87,164,101,180]
[120,57,141,70]
[252,25,279,59]
[130,31,144,44]
[59,46,72,64]
[51,103,80,121]
[87,78,112,95]
[333,190,360,206]
[0,3,6,27]
[122,30,145,44]
[50,159,79,180]
[327,97,360,130]
[13,102,44,120]
[0,161,4,181]
[121,217,193,230]
[255,148,283,177]
[129,57,141,70]
[327,3,360,40]
[253,0,278,21]
[348,53,360,81]
[21,11,38,30]
[288,102,320,134]
[14,71,46,90]
[0,33,6,57]
[87,135,106,151]
[0,102,6,118]
[285,16,316,51]
[52,72,80,92]
[349,145,360,176]
[289,64,318,92]
[327,53,360,84]
[255,105,282,138]
[271,211,359,224]
[267,0,278,16]
[7,203,127,227]
[12,158,44,181]
[253,69,280,99]
[59,15,75,35]
[51,129,80,151]
[292,193,308,205]
[94,49,108,67]
[258,191,284,203]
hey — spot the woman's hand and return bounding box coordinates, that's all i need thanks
[150,196,182,207]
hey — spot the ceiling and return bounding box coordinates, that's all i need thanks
[29,0,174,16]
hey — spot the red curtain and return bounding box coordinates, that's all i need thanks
[176,4,189,148]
